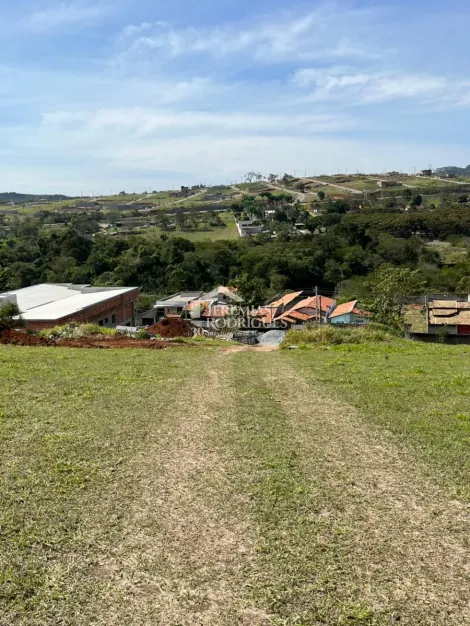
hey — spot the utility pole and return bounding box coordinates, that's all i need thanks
[315,286,319,325]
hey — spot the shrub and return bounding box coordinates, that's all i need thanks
[0,302,25,329]
[39,323,117,339]
[281,323,398,348]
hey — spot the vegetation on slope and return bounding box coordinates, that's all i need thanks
[2,344,470,624]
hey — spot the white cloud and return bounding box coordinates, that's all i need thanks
[26,1,109,32]
[291,67,466,105]
[117,5,386,65]
[41,107,356,136]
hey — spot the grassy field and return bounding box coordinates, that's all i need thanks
[148,213,239,241]
[2,340,470,624]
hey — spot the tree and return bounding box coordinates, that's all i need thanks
[369,267,425,331]
[281,173,293,187]
[411,194,423,208]
[158,215,170,232]
[317,190,326,201]
[234,273,267,306]
[268,174,278,185]
[244,172,258,183]
[175,213,187,230]
[0,301,25,329]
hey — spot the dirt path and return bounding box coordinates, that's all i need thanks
[306,177,363,195]
[86,357,262,626]
[263,357,470,624]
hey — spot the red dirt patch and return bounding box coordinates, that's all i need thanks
[0,330,185,350]
[0,329,47,346]
[60,336,171,350]
[147,317,194,338]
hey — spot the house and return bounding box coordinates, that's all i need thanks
[236,219,265,237]
[155,291,202,320]
[328,300,370,325]
[185,286,242,328]
[418,169,432,177]
[275,295,336,326]
[427,299,470,335]
[0,283,139,331]
[252,291,336,328]
[377,180,402,188]
[252,291,306,325]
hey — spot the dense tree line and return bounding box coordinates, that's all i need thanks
[2,201,470,302]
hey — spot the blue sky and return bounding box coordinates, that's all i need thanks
[1,0,470,194]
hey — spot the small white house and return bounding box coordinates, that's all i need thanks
[236,220,264,237]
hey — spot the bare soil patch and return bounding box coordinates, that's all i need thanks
[147,317,194,338]
[0,329,186,349]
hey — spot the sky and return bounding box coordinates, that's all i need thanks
[1,0,470,195]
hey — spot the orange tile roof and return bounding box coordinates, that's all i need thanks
[329,300,357,319]
[251,306,277,324]
[275,295,335,320]
[185,299,210,311]
[269,291,304,309]
[201,305,230,318]
[296,295,335,312]
[282,315,297,324]
[287,310,312,321]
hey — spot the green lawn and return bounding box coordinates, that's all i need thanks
[2,340,470,624]
[288,340,470,497]
[148,213,239,241]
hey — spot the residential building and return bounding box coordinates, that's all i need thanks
[155,291,202,320]
[427,299,470,335]
[253,291,305,325]
[275,294,336,325]
[185,286,242,328]
[0,283,138,331]
[377,180,402,188]
[236,219,265,237]
[418,169,433,177]
[328,300,370,325]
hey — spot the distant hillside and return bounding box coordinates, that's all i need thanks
[0,192,73,204]
[435,165,470,177]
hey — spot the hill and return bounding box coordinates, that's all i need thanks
[435,165,470,177]
[0,192,73,204]
[2,341,470,624]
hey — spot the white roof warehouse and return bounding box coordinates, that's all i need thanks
[0,283,139,330]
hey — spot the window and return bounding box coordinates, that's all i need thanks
[104,317,109,325]
[98,319,103,326]
[111,313,116,324]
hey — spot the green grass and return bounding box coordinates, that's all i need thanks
[0,346,203,623]
[3,342,470,623]
[38,323,117,338]
[149,213,239,241]
[282,324,395,347]
[288,340,470,498]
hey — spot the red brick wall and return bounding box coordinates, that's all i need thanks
[25,289,139,331]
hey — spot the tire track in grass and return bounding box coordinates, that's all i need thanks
[0,349,208,626]
[261,354,470,625]
[84,354,263,626]
[226,351,370,625]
